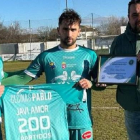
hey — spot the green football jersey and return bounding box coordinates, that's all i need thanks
[0,83,84,140]
[24,45,97,128]
[25,46,97,83]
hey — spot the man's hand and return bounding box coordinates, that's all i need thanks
[137,51,140,62]
[0,86,4,97]
[78,78,92,89]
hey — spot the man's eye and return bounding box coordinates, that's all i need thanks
[64,28,68,31]
[132,14,138,17]
[71,29,76,32]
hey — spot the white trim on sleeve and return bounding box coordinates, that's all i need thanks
[24,70,38,79]
[0,117,2,123]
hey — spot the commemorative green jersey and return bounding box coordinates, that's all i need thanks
[0,83,84,140]
[24,45,97,128]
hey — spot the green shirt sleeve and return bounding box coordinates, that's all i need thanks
[3,70,25,79]
[1,72,33,85]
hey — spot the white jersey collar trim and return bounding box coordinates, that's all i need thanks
[58,45,79,52]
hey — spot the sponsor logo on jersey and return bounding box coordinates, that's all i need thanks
[82,131,92,139]
[11,87,52,103]
[63,56,75,59]
[62,62,66,69]
[49,62,55,69]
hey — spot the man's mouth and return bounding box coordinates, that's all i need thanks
[67,38,72,42]
[136,21,140,26]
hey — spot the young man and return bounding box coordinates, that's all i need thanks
[110,0,140,139]
[2,9,98,140]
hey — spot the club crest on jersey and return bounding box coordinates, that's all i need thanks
[82,131,92,139]
[49,62,55,69]
[62,62,66,69]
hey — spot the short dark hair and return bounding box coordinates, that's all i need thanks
[128,0,140,13]
[58,9,81,26]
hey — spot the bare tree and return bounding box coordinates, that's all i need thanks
[0,21,9,43]
[37,26,53,41]
[97,16,128,35]
[49,28,58,41]
[0,21,23,43]
[7,21,22,43]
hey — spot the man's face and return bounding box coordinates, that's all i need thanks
[57,20,81,49]
[129,3,140,33]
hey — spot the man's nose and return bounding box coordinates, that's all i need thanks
[67,30,72,36]
[138,14,140,20]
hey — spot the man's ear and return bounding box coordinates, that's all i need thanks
[128,14,130,20]
[78,28,81,36]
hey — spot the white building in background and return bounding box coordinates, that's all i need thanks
[0,42,45,61]
[44,41,60,50]
[78,31,98,40]
[0,40,90,61]
[45,39,88,50]
[18,42,44,53]
[95,35,117,46]
[120,26,126,34]
[0,30,117,61]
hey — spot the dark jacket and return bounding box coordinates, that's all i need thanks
[110,22,140,111]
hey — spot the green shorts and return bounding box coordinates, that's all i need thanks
[69,127,93,140]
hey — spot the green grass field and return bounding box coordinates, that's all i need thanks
[2,59,128,140]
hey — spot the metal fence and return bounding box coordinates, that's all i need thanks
[1,14,109,34]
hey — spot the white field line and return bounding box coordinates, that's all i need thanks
[92,107,120,109]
